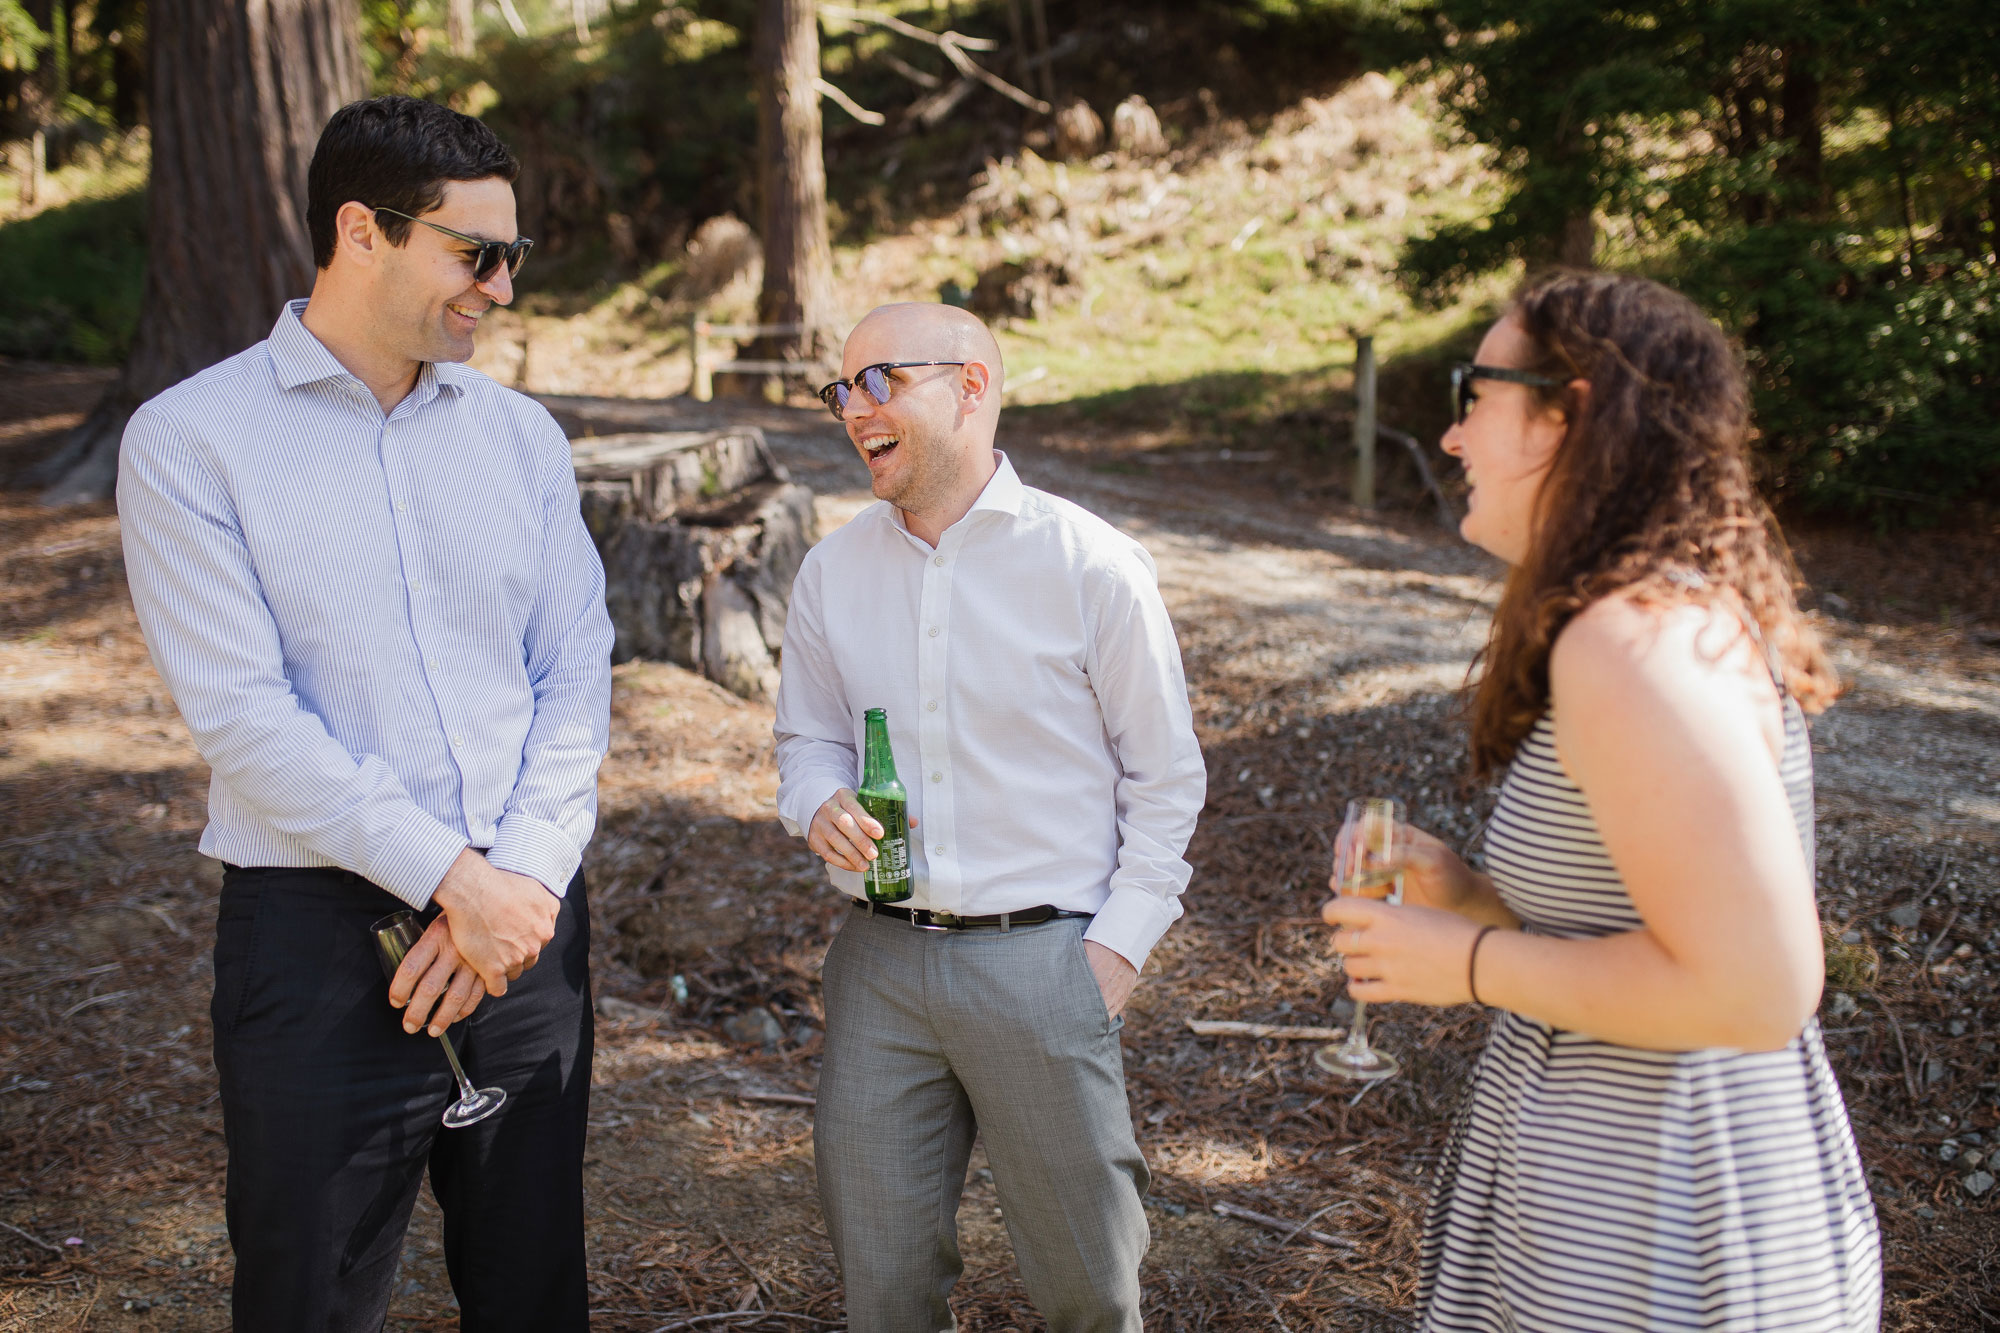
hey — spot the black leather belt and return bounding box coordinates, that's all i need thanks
[854,900,1092,932]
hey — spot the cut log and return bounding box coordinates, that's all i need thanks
[571,428,816,700]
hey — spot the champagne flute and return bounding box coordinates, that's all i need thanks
[371,911,507,1129]
[1315,797,1406,1081]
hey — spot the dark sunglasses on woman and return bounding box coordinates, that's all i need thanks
[372,205,534,283]
[818,361,965,421]
[1450,361,1564,426]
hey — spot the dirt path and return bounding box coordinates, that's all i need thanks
[3,391,1995,1330]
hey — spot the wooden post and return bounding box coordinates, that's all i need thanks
[691,318,713,401]
[1003,0,1028,86]
[1351,334,1377,509]
[1026,0,1054,106]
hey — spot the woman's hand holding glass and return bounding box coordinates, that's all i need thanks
[1385,824,1489,914]
[1322,815,1498,1011]
[1321,893,1487,1008]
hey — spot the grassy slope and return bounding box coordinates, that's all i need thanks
[465,67,1513,471]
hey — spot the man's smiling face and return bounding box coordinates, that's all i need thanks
[377,176,518,365]
[835,320,967,509]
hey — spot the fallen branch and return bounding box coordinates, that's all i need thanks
[910,75,977,129]
[715,1226,780,1310]
[737,1091,817,1107]
[598,996,671,1024]
[1378,424,1458,529]
[1000,365,1048,395]
[646,1315,841,1333]
[1187,1019,1346,1042]
[1862,992,1920,1106]
[820,5,1047,114]
[1211,1201,1356,1251]
[934,34,1051,115]
[820,5,998,50]
[815,77,885,126]
[0,1219,62,1253]
[1920,854,1959,968]
[879,51,941,89]
[59,990,134,1021]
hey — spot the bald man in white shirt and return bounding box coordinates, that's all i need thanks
[773,304,1206,1331]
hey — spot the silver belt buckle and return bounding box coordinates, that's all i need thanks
[919,910,961,931]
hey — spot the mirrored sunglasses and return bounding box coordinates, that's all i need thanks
[818,361,966,421]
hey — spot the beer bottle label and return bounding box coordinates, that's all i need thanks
[874,835,909,878]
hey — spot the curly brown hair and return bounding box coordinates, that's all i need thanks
[1468,269,1837,777]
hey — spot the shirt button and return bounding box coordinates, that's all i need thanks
[928,626,940,638]
[926,700,938,712]
[931,772,942,783]
[933,555,945,567]
[410,580,423,591]
[427,659,439,671]
[396,502,408,513]
[934,845,946,856]
[451,736,464,747]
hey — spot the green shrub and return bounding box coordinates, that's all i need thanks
[1684,227,2000,516]
[0,185,147,363]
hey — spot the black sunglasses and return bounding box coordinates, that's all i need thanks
[818,361,965,421]
[372,206,534,283]
[1450,361,1565,426]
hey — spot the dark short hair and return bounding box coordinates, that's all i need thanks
[307,95,520,269]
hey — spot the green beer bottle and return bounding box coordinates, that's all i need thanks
[856,707,913,903]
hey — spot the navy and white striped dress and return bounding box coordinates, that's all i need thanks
[1419,703,1882,1331]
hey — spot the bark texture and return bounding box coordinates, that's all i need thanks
[572,428,816,702]
[31,0,364,504]
[749,0,835,367]
[446,0,474,55]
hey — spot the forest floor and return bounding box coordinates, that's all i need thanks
[2,361,1998,1331]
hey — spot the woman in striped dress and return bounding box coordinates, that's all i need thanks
[1322,270,1881,1331]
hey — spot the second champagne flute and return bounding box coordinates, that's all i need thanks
[1315,796,1406,1081]
[372,911,508,1129]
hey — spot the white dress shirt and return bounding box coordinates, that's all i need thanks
[117,300,613,908]
[773,452,1206,970]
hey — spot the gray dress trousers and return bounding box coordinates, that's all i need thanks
[814,908,1150,1332]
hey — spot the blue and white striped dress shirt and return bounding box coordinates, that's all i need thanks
[117,299,613,909]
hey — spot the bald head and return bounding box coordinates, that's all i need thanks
[845,303,1004,403]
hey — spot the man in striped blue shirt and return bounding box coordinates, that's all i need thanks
[117,97,611,1332]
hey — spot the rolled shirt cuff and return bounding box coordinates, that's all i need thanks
[1081,884,1183,974]
[486,812,583,897]
[365,810,473,911]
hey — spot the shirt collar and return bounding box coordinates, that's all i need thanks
[268,298,470,401]
[883,450,1024,547]
[969,450,1025,518]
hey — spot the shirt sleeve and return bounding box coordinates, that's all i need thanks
[116,405,469,907]
[1078,543,1207,972]
[772,555,859,838]
[484,422,615,896]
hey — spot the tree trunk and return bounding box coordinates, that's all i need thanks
[30,0,364,505]
[1025,0,1054,107]
[447,0,474,55]
[1776,46,1826,219]
[18,0,56,206]
[1558,212,1595,268]
[749,0,835,374]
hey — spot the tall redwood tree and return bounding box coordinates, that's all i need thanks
[34,0,364,504]
[748,0,835,372]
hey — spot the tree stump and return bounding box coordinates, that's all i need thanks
[572,428,816,701]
